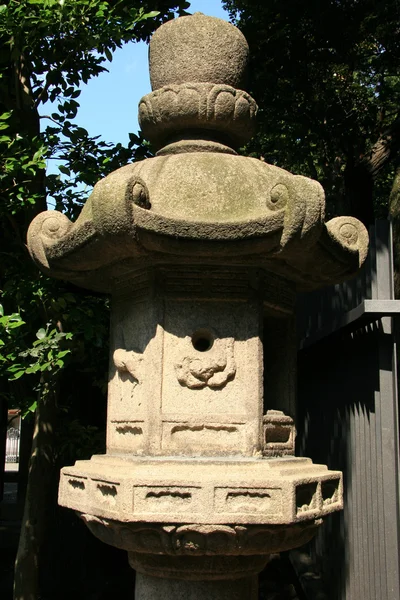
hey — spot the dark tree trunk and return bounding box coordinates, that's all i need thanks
[345,117,400,227]
[0,45,60,600]
[17,415,35,506]
[14,387,57,600]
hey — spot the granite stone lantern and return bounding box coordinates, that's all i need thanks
[27,13,369,600]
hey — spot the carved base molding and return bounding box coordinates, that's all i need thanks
[80,513,321,590]
[81,513,321,584]
[80,514,322,559]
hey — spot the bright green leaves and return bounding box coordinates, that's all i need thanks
[141,11,160,19]
[17,326,72,377]
[0,305,26,380]
[0,302,72,388]
[0,304,26,338]
[0,111,12,130]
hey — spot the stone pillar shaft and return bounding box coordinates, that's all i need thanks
[135,573,258,600]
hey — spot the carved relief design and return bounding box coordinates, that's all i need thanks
[95,480,119,506]
[135,486,198,514]
[68,477,86,491]
[215,487,282,516]
[113,422,143,436]
[129,177,151,209]
[80,513,321,557]
[61,464,342,524]
[27,210,74,270]
[296,483,318,514]
[175,336,236,389]
[279,175,325,252]
[139,82,258,148]
[113,348,144,394]
[267,183,289,211]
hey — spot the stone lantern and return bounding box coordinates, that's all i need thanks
[27,13,368,600]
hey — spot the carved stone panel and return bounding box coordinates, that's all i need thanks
[107,297,163,455]
[161,299,263,455]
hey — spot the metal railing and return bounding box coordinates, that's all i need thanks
[5,426,20,463]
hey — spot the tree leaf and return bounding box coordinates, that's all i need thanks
[36,328,47,340]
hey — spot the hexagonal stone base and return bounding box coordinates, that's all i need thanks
[59,455,342,525]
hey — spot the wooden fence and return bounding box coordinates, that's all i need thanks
[296,220,400,600]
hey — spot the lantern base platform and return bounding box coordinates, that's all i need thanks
[59,454,342,525]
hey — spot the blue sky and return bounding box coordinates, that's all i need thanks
[73,0,230,147]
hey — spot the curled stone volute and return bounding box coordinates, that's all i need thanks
[325,216,369,266]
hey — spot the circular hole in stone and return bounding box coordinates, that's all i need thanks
[191,330,214,352]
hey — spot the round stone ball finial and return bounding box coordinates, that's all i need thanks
[149,13,249,91]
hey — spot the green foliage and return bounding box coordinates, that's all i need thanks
[10,326,72,381]
[0,0,188,454]
[0,305,26,377]
[0,111,46,214]
[0,0,189,222]
[0,300,73,417]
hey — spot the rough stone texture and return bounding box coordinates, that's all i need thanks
[106,273,264,458]
[149,13,249,91]
[263,411,296,457]
[26,12,369,599]
[27,158,368,293]
[60,455,342,525]
[139,83,258,150]
[26,14,367,293]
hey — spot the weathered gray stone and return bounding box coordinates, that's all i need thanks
[27,158,367,293]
